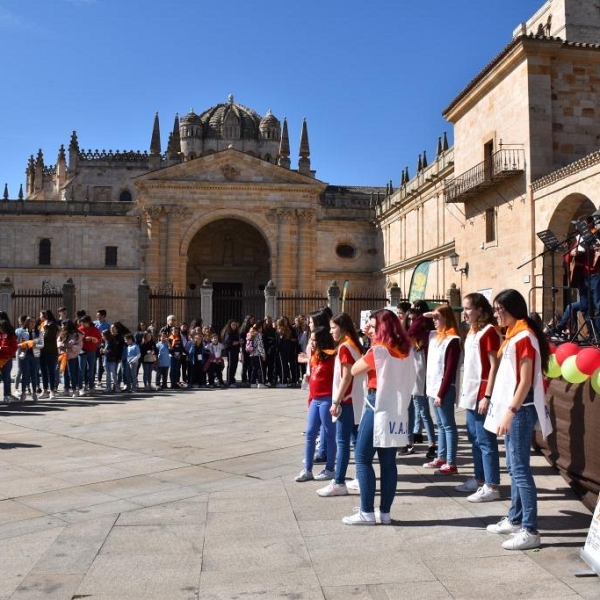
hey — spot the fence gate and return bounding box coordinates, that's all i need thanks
[12,283,64,320]
[212,283,264,331]
[148,289,203,329]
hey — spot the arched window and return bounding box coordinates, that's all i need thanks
[39,239,51,265]
[119,190,132,202]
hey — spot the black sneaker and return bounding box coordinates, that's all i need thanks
[426,445,437,459]
[413,432,424,444]
[313,454,327,464]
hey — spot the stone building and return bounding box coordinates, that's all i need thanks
[0,96,384,326]
[377,0,600,322]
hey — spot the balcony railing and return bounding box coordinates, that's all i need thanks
[444,148,524,203]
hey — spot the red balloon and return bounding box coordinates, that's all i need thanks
[575,347,600,376]
[549,343,557,355]
[554,342,579,366]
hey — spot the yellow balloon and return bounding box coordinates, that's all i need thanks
[561,355,588,384]
[591,368,600,394]
[545,354,562,378]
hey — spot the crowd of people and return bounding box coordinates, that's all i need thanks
[293,290,552,552]
[0,309,313,402]
[0,289,554,551]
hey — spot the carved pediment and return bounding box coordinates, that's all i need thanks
[134,147,326,189]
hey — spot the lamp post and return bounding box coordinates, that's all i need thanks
[449,251,468,276]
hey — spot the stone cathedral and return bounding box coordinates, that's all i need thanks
[0,96,384,325]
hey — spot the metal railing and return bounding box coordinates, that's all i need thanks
[444,148,524,203]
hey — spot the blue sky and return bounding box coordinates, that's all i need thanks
[0,0,541,197]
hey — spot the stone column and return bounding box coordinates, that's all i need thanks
[138,278,151,324]
[0,277,14,322]
[200,279,213,325]
[62,277,76,318]
[264,280,277,319]
[141,205,164,286]
[387,282,401,307]
[165,207,189,290]
[296,209,314,291]
[447,283,461,308]
[276,209,297,289]
[327,280,340,315]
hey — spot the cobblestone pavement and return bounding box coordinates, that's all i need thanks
[0,387,597,599]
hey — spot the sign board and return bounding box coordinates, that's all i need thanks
[581,492,600,576]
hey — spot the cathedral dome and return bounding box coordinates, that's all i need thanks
[199,94,262,140]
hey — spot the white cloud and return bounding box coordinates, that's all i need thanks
[0,7,26,28]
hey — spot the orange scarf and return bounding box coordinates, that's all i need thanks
[310,347,336,367]
[434,326,458,340]
[340,334,361,356]
[498,319,530,356]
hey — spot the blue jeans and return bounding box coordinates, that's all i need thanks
[123,362,137,390]
[78,350,96,389]
[430,387,458,464]
[20,354,37,393]
[142,362,154,388]
[304,397,336,473]
[104,360,118,391]
[39,352,57,392]
[466,407,500,485]
[67,358,80,391]
[1,359,12,397]
[412,394,436,444]
[506,401,538,532]
[334,403,355,484]
[355,392,398,513]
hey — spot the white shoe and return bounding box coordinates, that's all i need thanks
[49,391,56,400]
[314,469,334,481]
[39,391,50,399]
[502,529,540,550]
[256,383,267,389]
[294,469,314,482]
[468,484,500,503]
[375,508,392,525]
[487,517,520,534]
[455,477,480,492]
[342,507,376,526]
[346,478,360,492]
[316,481,348,497]
[78,389,86,397]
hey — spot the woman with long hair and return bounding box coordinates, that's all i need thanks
[0,317,18,404]
[39,309,59,399]
[316,312,364,497]
[221,319,241,386]
[423,304,462,475]
[456,293,502,501]
[295,325,337,483]
[344,309,415,525]
[485,289,552,551]
[57,320,84,398]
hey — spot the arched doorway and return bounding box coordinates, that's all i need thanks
[187,218,271,327]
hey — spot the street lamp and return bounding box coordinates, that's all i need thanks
[449,251,468,276]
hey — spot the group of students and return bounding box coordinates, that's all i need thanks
[294,289,553,552]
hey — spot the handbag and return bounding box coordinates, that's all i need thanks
[143,351,157,363]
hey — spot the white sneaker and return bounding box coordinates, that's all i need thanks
[487,517,520,534]
[468,484,500,503]
[294,469,314,482]
[342,507,376,526]
[49,391,56,400]
[316,481,348,497]
[314,469,334,481]
[346,478,360,492]
[502,529,540,550]
[455,477,480,492]
[375,508,392,525]
[256,383,268,389]
[39,390,50,399]
[78,389,86,397]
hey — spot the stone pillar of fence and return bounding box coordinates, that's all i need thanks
[62,278,76,317]
[264,280,277,318]
[201,278,213,325]
[327,280,340,315]
[447,283,461,308]
[138,279,151,324]
[387,283,401,308]
[0,277,14,322]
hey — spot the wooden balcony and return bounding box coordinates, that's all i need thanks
[444,148,524,203]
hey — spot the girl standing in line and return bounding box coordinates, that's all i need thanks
[316,312,364,497]
[422,305,462,475]
[485,289,552,551]
[456,293,502,501]
[295,325,337,483]
[343,309,415,525]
